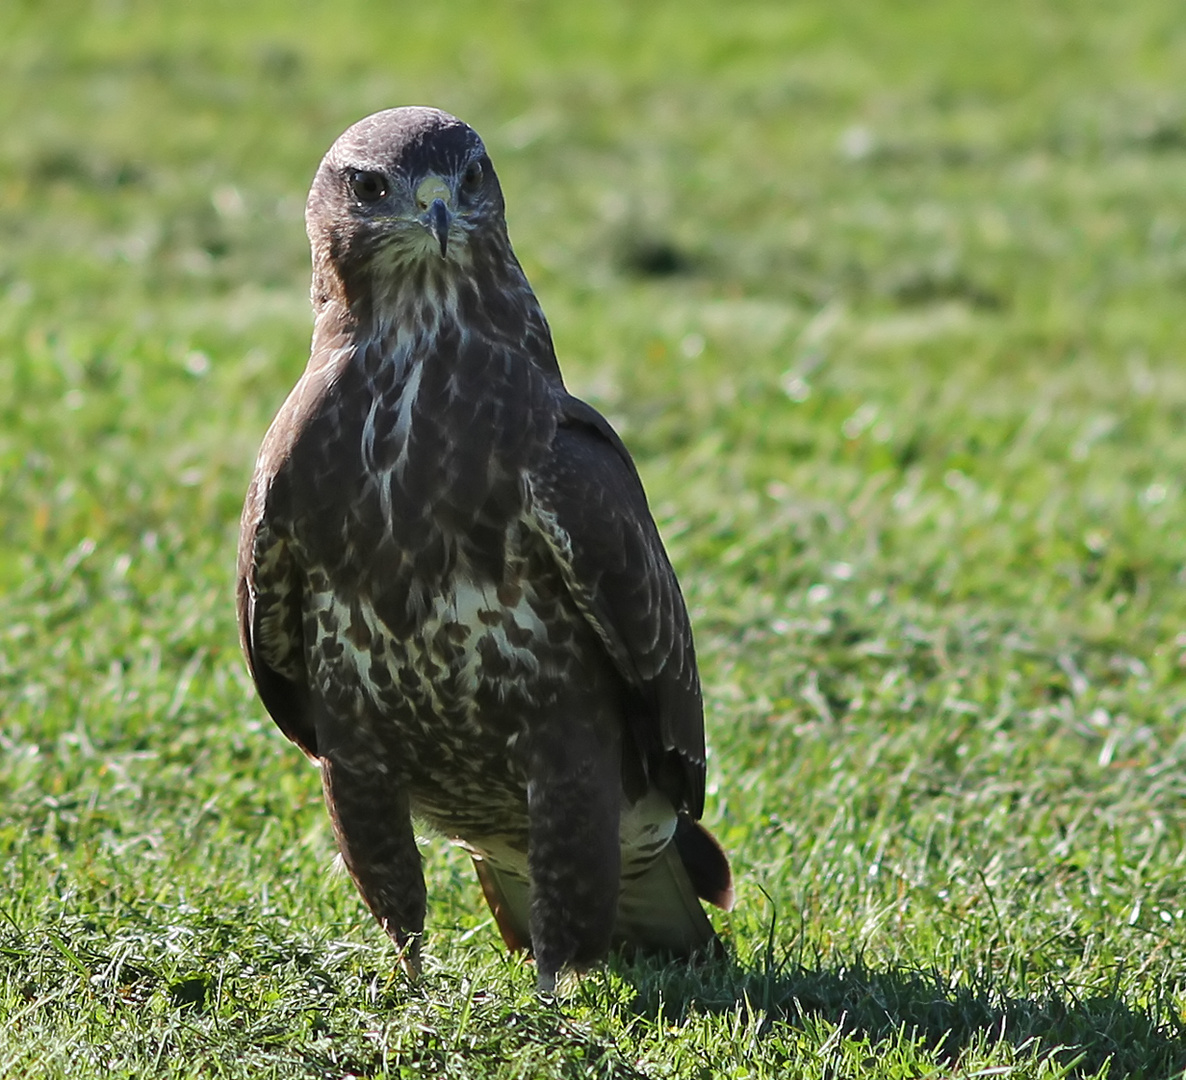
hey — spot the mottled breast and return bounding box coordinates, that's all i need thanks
[301,517,601,834]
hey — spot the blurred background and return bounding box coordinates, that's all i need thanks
[2,0,1186,1075]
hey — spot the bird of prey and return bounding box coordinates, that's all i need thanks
[237,107,732,991]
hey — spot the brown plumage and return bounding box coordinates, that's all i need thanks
[236,107,732,990]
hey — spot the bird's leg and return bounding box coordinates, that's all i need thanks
[525,715,621,992]
[319,744,426,976]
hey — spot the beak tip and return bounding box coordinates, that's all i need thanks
[427,197,452,259]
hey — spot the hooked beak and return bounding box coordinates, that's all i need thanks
[425,198,452,258]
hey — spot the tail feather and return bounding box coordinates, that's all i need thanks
[471,856,532,952]
[470,817,732,961]
[673,815,734,911]
[613,840,719,955]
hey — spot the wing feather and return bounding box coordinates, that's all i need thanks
[526,394,706,817]
[236,328,355,758]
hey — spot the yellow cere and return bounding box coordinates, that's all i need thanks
[415,175,452,210]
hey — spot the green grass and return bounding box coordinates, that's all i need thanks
[3,0,1186,1075]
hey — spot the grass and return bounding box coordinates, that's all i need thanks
[2,0,1186,1075]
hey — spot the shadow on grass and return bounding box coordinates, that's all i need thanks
[620,953,1186,1080]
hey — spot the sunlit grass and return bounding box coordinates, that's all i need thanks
[2,0,1186,1076]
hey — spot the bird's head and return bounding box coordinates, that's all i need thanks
[306,107,508,311]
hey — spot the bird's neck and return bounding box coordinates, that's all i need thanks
[305,255,564,543]
[311,240,565,385]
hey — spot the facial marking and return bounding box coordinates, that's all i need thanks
[415,175,452,210]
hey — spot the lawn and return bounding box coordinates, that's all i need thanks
[2,0,1186,1076]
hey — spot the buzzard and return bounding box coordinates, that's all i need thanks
[237,107,732,991]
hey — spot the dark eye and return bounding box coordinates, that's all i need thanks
[349,170,387,203]
[461,160,483,194]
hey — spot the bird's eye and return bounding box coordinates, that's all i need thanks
[349,170,388,203]
[461,160,483,193]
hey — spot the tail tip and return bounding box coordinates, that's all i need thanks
[674,815,734,911]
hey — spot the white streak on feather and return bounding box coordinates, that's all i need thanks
[308,573,552,736]
[523,476,627,673]
[391,359,424,482]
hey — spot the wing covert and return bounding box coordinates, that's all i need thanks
[235,328,354,758]
[527,395,706,817]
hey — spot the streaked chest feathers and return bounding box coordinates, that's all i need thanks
[292,345,584,778]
